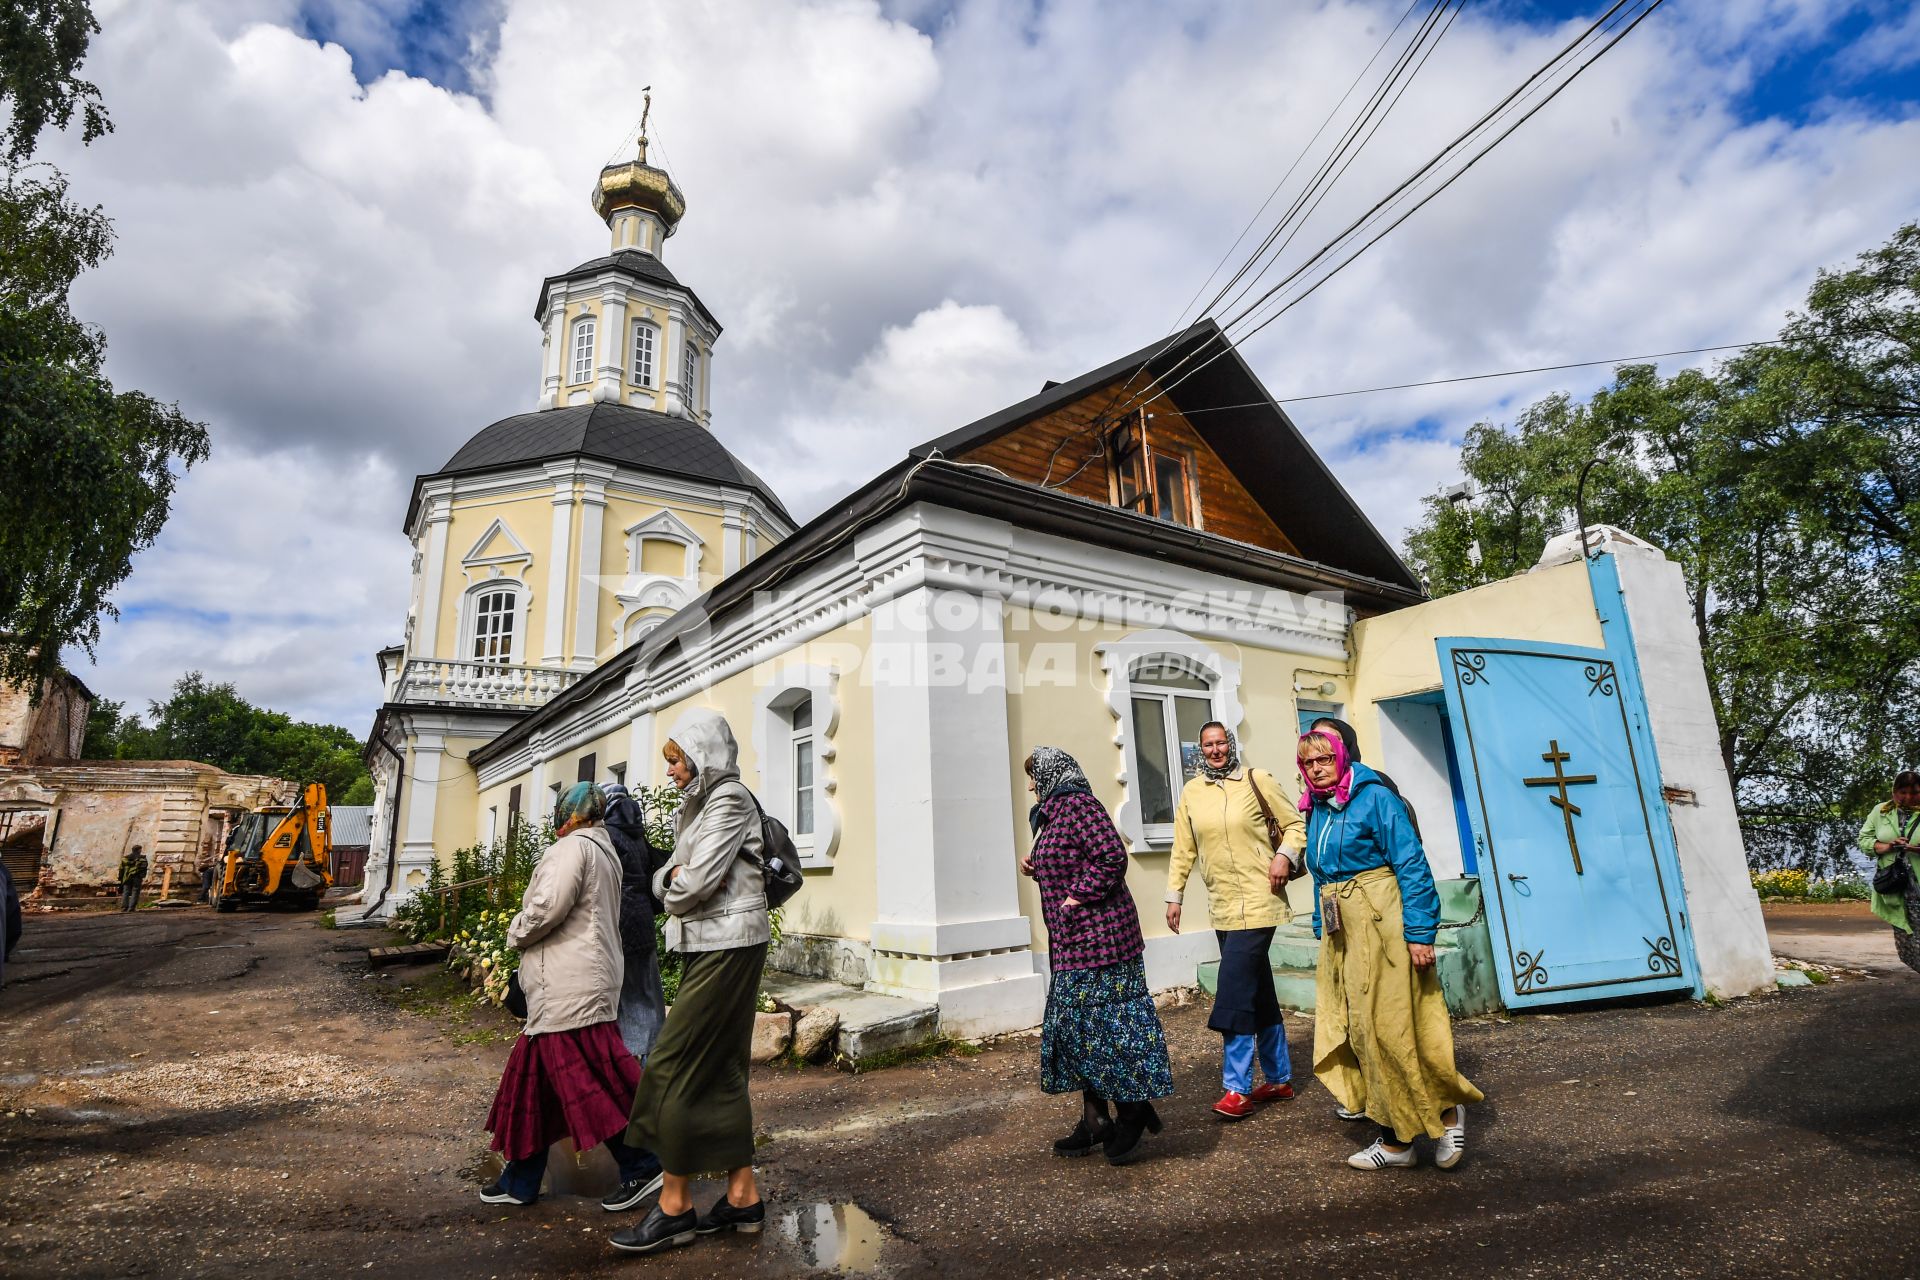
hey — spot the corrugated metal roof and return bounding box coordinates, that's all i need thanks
[329,805,373,848]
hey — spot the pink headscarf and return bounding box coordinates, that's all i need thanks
[1296,728,1353,813]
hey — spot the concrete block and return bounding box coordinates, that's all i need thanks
[1774,969,1813,988]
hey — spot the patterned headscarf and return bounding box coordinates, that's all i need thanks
[1296,728,1354,813]
[554,781,606,831]
[1197,723,1241,781]
[1029,746,1092,803]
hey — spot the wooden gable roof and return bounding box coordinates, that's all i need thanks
[914,320,1420,593]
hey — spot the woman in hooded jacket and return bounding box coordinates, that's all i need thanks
[613,710,772,1256]
[481,783,663,1209]
[1297,728,1481,1171]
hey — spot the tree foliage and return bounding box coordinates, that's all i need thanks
[0,0,209,691]
[82,672,372,801]
[1403,223,1920,873]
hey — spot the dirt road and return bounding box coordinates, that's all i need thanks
[2,908,1917,1279]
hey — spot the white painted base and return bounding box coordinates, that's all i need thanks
[1138,929,1221,993]
[384,841,439,918]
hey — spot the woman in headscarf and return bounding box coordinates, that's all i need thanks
[613,710,772,1256]
[1024,746,1173,1165]
[1297,728,1481,1170]
[1308,715,1418,835]
[1857,769,1920,975]
[1166,721,1306,1120]
[599,783,671,1060]
[481,782,662,1208]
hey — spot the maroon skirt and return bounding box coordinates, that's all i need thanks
[485,1020,641,1162]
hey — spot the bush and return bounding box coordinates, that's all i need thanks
[1750,869,1872,902]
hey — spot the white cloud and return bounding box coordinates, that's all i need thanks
[48,0,1920,730]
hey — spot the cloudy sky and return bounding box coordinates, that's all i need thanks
[50,0,1920,731]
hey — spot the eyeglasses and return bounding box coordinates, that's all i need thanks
[1299,755,1335,767]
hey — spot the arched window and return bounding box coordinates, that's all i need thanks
[570,316,596,384]
[471,588,518,665]
[751,667,840,866]
[682,340,699,411]
[631,320,657,388]
[788,697,815,838]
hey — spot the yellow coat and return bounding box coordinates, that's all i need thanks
[1167,768,1306,931]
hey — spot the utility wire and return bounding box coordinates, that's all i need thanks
[1166,340,1778,411]
[1098,0,1666,428]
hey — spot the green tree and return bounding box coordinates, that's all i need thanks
[81,672,372,800]
[1403,223,1920,873]
[0,0,210,692]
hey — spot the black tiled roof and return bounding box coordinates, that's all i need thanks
[535,250,720,332]
[415,402,791,526]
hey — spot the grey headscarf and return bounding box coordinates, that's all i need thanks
[1197,723,1241,781]
[1027,746,1093,833]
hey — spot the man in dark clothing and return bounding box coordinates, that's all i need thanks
[1310,717,1420,836]
[117,846,149,913]
[2,860,21,989]
[600,785,671,1061]
[198,842,221,904]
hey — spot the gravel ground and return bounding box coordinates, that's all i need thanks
[2,908,1917,1278]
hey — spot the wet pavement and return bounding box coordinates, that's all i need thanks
[2,907,1918,1277]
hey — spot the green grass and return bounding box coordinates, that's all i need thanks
[845,1036,983,1073]
[318,909,337,929]
[372,969,516,1045]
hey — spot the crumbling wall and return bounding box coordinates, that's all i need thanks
[0,674,92,767]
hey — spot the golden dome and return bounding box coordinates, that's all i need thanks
[591,137,686,235]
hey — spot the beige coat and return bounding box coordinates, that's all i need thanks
[508,826,624,1036]
[1167,768,1306,931]
[655,709,772,954]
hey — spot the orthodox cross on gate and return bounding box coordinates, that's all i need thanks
[1522,739,1598,875]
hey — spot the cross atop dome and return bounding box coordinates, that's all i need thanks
[592,88,685,259]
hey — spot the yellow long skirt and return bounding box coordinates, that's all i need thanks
[1313,867,1483,1142]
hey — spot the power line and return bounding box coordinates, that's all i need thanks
[1099,0,1667,431]
[1159,340,1777,410]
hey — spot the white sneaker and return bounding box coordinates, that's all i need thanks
[1333,1104,1367,1121]
[1347,1139,1417,1170]
[1434,1105,1467,1170]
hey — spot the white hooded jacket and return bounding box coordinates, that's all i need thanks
[655,710,772,954]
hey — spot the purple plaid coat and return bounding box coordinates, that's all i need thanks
[1030,791,1145,972]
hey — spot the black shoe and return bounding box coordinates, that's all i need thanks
[1105,1102,1163,1167]
[609,1204,698,1254]
[601,1167,664,1212]
[695,1196,766,1235]
[1051,1116,1115,1157]
[478,1180,535,1206]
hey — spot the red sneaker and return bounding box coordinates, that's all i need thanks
[1249,1082,1296,1103]
[1212,1091,1254,1120]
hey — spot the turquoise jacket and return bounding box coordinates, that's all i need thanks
[1303,763,1440,945]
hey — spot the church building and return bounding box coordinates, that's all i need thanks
[354,132,1775,1036]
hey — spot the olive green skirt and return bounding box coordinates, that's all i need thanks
[625,943,766,1175]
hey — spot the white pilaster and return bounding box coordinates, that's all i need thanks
[537,290,566,410]
[722,508,747,577]
[662,306,688,418]
[865,584,1046,1037]
[571,466,614,670]
[414,489,453,659]
[593,290,628,403]
[542,464,576,667]
[393,731,444,909]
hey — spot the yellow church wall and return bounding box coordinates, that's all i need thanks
[1348,559,1600,761]
[1000,608,1344,957]
[588,495,730,663]
[431,489,561,665]
[425,736,491,867]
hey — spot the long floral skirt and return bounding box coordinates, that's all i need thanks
[1040,957,1174,1102]
[1895,881,1920,976]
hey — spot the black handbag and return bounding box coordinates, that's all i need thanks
[1873,853,1914,898]
[503,967,528,1019]
[730,782,805,910]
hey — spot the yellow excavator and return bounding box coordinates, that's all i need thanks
[210,783,333,912]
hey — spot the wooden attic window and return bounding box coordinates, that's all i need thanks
[1106,410,1197,528]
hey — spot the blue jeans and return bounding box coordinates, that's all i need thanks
[1222,1023,1290,1094]
[498,1135,659,1204]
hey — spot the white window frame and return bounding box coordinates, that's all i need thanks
[1096,629,1246,852]
[790,701,815,841]
[749,663,841,868]
[570,315,596,385]
[631,320,657,388]
[458,578,530,667]
[681,340,698,411]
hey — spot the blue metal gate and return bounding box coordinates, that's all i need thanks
[1438,637,1697,1008]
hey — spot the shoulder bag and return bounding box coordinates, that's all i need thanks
[727,781,806,910]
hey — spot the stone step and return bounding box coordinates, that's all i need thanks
[1195,960,1318,1013]
[760,971,940,1065]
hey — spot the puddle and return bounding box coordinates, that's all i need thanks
[37,1105,139,1126]
[776,1202,888,1273]
[476,1138,622,1198]
[64,1062,133,1078]
[0,1072,40,1087]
